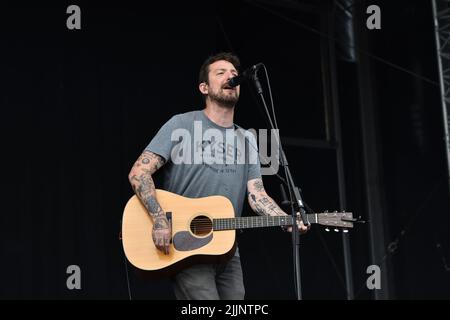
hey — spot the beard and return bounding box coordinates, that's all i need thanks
[208,87,239,108]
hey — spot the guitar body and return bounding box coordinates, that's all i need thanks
[122,190,236,276]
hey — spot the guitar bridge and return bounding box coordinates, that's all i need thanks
[166,212,173,243]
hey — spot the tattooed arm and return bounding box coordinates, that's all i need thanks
[128,151,171,254]
[247,178,286,217]
[247,178,309,233]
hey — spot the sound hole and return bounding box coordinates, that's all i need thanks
[190,215,213,236]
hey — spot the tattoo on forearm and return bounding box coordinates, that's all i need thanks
[258,197,270,206]
[136,173,154,196]
[248,192,284,216]
[253,179,264,192]
[129,151,166,218]
[146,196,164,216]
[130,173,163,216]
[154,217,169,229]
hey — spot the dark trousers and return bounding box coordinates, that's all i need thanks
[172,255,245,300]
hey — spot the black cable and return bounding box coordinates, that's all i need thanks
[245,0,439,87]
[262,65,279,131]
[120,220,133,300]
[123,252,132,300]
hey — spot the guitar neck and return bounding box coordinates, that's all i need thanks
[213,214,317,231]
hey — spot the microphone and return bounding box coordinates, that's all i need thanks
[228,63,263,88]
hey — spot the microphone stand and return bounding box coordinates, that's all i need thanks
[251,70,309,300]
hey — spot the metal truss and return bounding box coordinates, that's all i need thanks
[433,0,450,194]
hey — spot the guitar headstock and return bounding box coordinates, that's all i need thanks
[315,211,356,232]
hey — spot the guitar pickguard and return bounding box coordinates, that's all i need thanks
[173,231,213,251]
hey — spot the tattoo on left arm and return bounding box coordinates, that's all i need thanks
[248,192,285,216]
[253,179,264,192]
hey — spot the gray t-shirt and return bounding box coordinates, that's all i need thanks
[145,110,261,218]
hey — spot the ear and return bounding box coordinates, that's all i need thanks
[199,82,208,95]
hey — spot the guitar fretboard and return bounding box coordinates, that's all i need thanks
[213,214,315,231]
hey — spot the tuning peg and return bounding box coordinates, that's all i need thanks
[334,228,339,232]
[341,216,366,224]
[325,228,330,232]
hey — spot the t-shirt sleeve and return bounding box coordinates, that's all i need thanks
[144,115,182,162]
[246,131,262,181]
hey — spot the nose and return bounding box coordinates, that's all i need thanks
[226,70,237,79]
[226,73,239,86]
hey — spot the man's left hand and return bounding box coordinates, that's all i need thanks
[283,214,310,234]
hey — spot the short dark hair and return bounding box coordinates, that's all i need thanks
[198,52,240,85]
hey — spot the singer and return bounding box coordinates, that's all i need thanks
[127,52,309,300]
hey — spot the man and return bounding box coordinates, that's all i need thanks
[128,52,308,300]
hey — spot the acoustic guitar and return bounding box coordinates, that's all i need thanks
[121,189,354,276]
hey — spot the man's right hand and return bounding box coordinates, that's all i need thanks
[152,215,172,255]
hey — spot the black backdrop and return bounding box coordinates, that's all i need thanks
[1,0,449,299]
